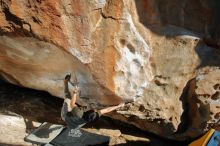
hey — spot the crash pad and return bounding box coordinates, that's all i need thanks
[24,122,109,146]
[50,127,109,146]
[24,122,64,145]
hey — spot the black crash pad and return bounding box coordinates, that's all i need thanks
[24,122,109,146]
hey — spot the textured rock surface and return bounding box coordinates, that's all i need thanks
[0,82,187,146]
[176,68,220,139]
[0,0,220,141]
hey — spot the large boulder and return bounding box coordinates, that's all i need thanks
[0,0,220,140]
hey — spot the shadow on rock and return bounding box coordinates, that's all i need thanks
[0,81,64,134]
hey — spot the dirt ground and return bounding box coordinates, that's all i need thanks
[0,81,190,146]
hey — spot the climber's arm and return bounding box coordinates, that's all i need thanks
[99,103,125,115]
[70,92,77,108]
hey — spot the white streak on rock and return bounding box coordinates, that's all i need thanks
[69,48,92,64]
[114,11,152,101]
[95,0,106,8]
[125,13,152,55]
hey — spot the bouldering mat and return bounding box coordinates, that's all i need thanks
[50,127,109,146]
[24,122,110,146]
[24,122,64,145]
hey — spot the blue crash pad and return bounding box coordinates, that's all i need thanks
[207,130,220,146]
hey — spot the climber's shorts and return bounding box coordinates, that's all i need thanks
[82,110,101,123]
[65,109,101,129]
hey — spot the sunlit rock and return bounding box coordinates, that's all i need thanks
[0,0,220,140]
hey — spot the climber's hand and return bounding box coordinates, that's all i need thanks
[118,103,125,108]
[72,85,79,94]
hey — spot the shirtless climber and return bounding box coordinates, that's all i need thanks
[61,74,125,129]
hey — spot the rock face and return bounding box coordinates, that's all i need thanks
[180,68,220,139]
[0,0,220,140]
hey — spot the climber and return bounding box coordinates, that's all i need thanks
[61,74,125,129]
